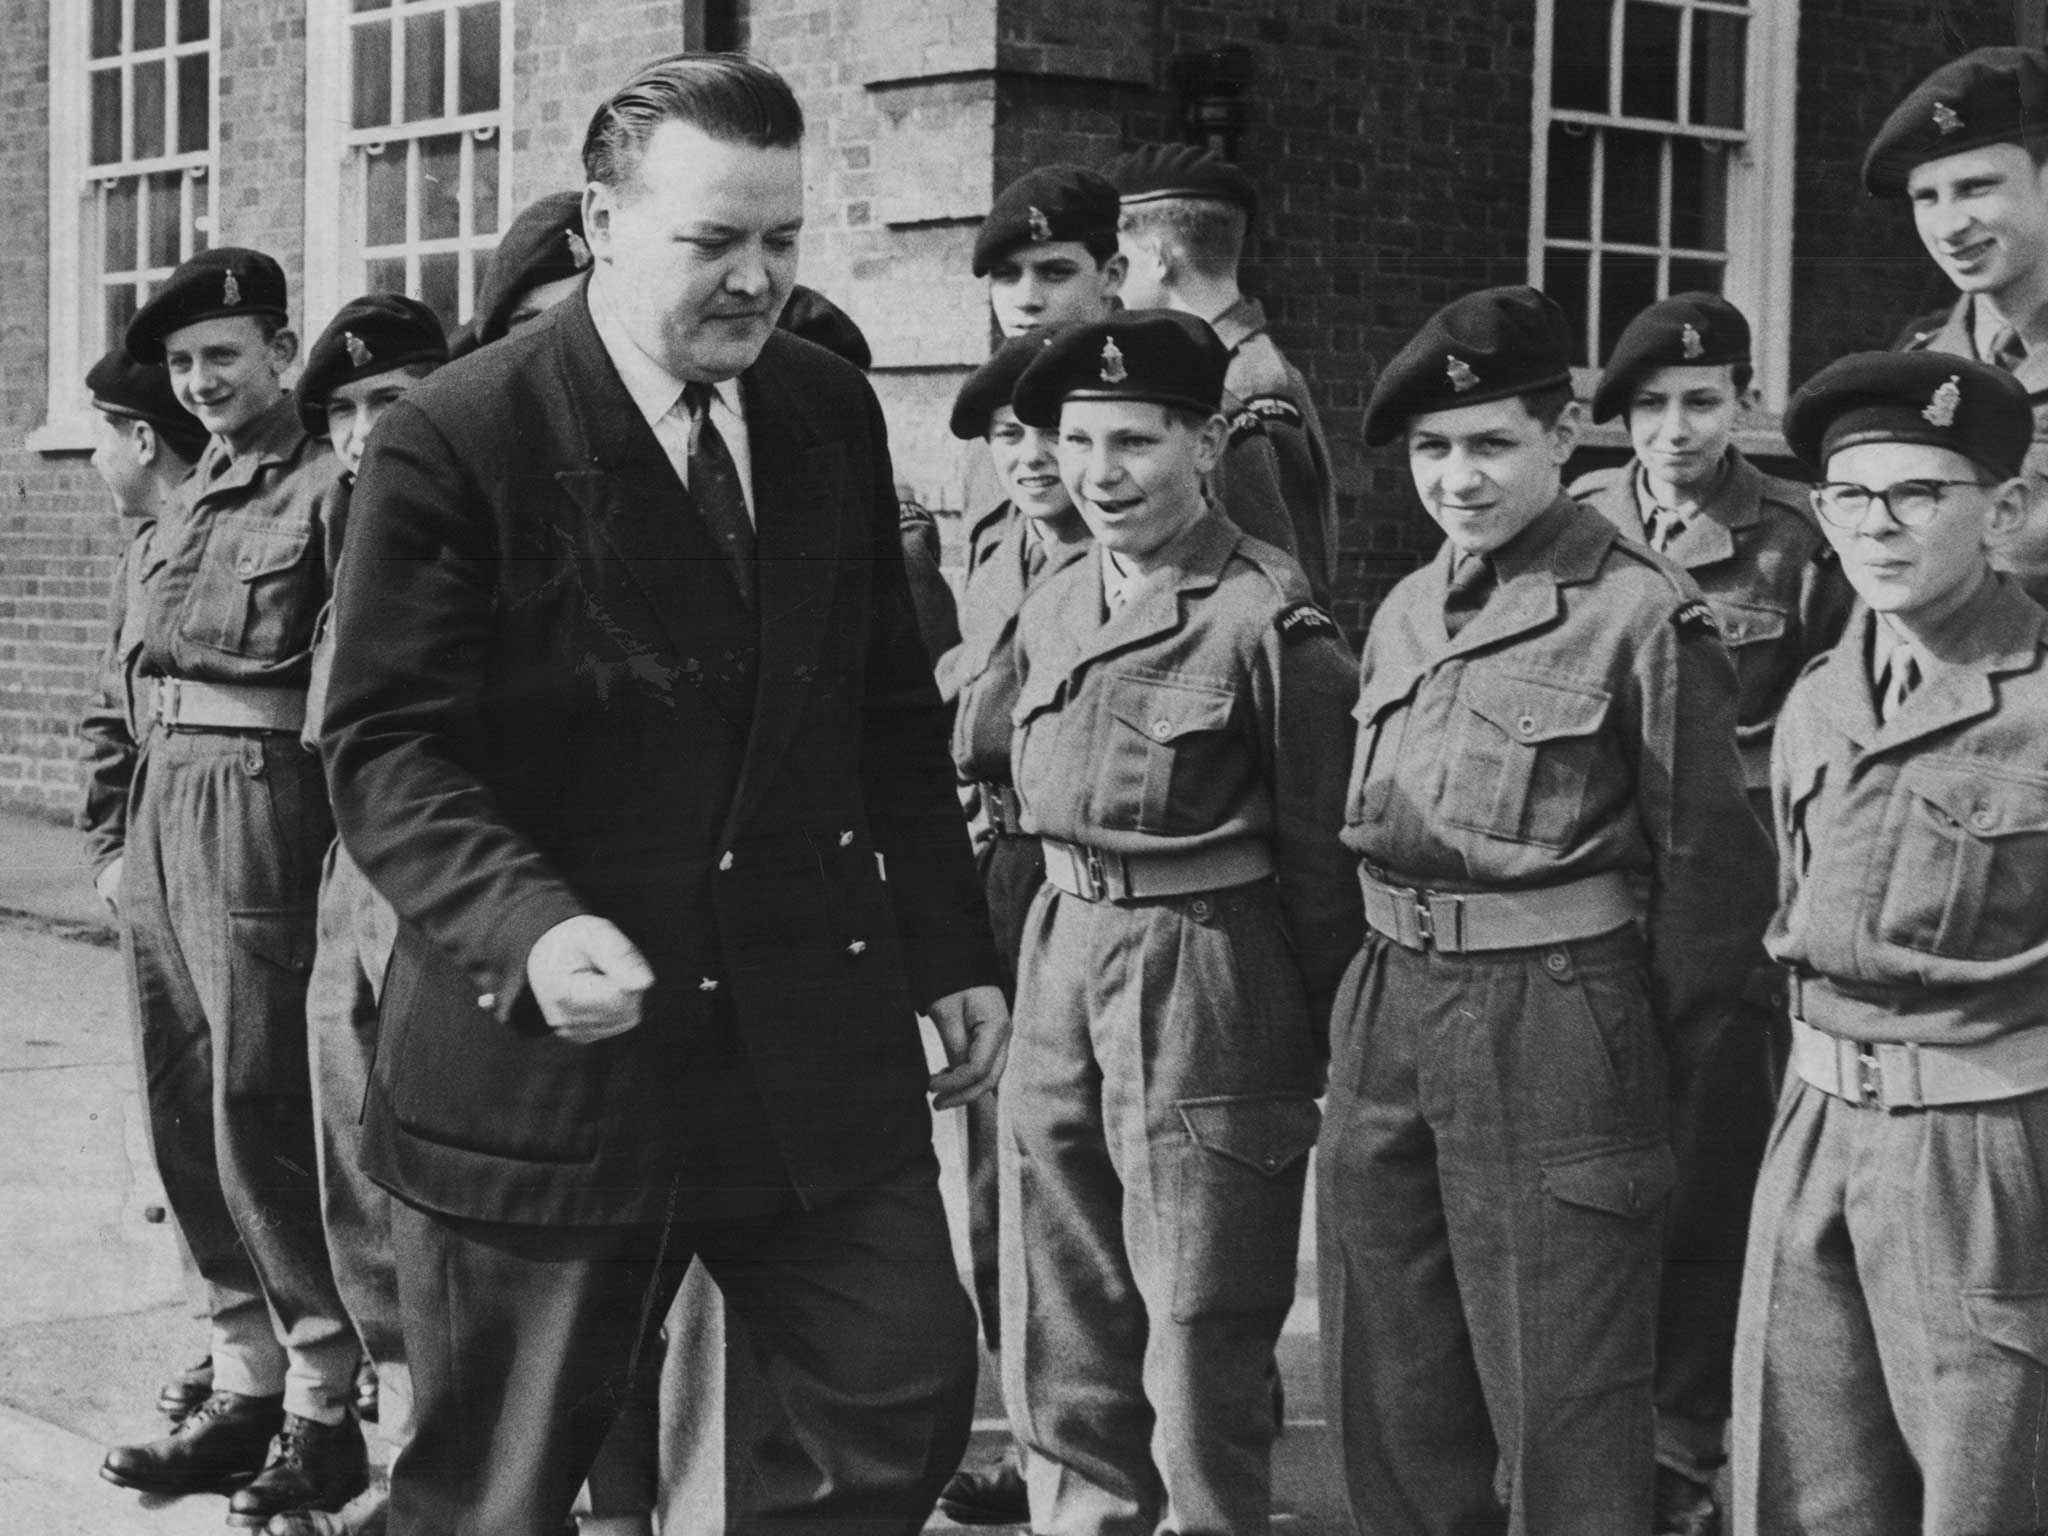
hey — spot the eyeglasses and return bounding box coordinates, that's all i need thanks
[1810,479,1989,530]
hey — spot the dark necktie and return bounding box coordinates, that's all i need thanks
[1023,530,1048,583]
[1880,646,1921,724]
[1444,551,1494,639]
[684,382,755,605]
[1645,504,1686,552]
[1990,326,2028,374]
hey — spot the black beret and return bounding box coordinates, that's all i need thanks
[1012,310,1227,427]
[1590,291,1751,422]
[1862,47,2048,197]
[468,191,591,349]
[1783,350,2032,479]
[950,330,1062,439]
[972,166,1121,277]
[1362,285,1574,446]
[125,248,288,364]
[84,346,206,456]
[294,294,448,431]
[777,285,872,371]
[1101,143,1258,227]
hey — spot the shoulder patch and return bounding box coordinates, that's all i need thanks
[1673,599,1720,639]
[1275,602,1340,645]
[1226,408,1266,446]
[1244,395,1305,431]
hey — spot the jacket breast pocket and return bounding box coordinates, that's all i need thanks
[1443,670,1612,849]
[1347,669,1420,827]
[1709,599,1790,712]
[188,519,315,659]
[1878,764,2048,961]
[1098,674,1240,835]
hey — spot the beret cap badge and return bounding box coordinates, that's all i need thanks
[1932,100,1964,135]
[565,229,593,270]
[343,332,372,368]
[1445,355,1480,393]
[1100,337,1128,384]
[1027,205,1054,243]
[1681,322,1705,360]
[1923,375,1963,427]
[221,271,242,307]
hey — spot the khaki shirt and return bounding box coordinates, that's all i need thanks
[141,394,347,688]
[1214,296,1339,602]
[77,517,165,873]
[1344,496,1773,1066]
[1570,450,1853,792]
[1770,578,2048,1047]
[1011,510,1362,1017]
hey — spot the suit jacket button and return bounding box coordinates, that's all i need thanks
[839,830,855,847]
[477,992,496,1010]
[699,977,720,992]
[719,851,734,871]
[847,939,868,956]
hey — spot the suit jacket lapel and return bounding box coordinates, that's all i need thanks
[722,342,841,842]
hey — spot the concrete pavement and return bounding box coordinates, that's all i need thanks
[0,802,1345,1532]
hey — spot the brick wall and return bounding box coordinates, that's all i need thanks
[511,0,689,203]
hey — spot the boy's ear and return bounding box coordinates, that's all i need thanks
[1100,250,1129,296]
[268,326,300,371]
[1548,398,1585,463]
[1986,474,2034,545]
[1734,384,1762,429]
[1192,410,1228,473]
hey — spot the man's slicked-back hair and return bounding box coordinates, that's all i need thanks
[582,52,804,190]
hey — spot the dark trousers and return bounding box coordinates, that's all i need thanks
[1730,1081,2048,1535]
[387,1150,977,1536]
[1655,979,1780,1481]
[1317,926,1674,1536]
[126,728,359,1419]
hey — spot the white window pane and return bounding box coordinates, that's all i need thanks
[1690,11,1747,129]
[1546,247,1594,366]
[136,0,166,52]
[1671,139,1729,250]
[1619,1,1680,121]
[403,10,446,123]
[353,21,393,129]
[1600,252,1659,355]
[367,146,407,246]
[458,4,500,115]
[178,0,209,44]
[1603,128,1661,247]
[177,53,208,152]
[419,132,462,240]
[104,177,139,273]
[146,170,183,268]
[1552,0,1611,112]
[1547,123,1594,243]
[91,0,123,59]
[419,250,461,334]
[90,70,122,165]
[473,134,500,234]
[133,58,167,159]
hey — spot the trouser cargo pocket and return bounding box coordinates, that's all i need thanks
[1172,1093,1321,1322]
[1538,1138,1676,1397]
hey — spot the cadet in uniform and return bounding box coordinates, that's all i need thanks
[1000,310,1360,1535]
[76,347,215,1427]
[966,166,1304,581]
[1873,47,2048,606]
[1105,143,1341,604]
[278,292,450,1536]
[1570,291,1852,1536]
[1317,286,1773,1536]
[934,331,1090,1526]
[99,248,368,1528]
[451,189,592,356]
[1730,353,2048,1535]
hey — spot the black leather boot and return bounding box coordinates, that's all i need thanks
[157,1353,215,1422]
[101,1389,282,1494]
[226,1413,370,1529]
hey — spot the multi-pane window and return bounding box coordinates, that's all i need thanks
[86,0,214,352]
[343,0,509,334]
[1533,0,1753,369]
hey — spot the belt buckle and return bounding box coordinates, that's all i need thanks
[1412,890,1435,948]
[156,676,182,728]
[1084,847,1109,902]
[1855,1044,1884,1108]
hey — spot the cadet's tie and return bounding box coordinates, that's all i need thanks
[1990,325,2029,374]
[1645,504,1686,552]
[1444,551,1494,639]
[683,382,755,605]
[1880,645,1922,724]
[1024,530,1048,583]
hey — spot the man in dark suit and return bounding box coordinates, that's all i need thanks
[321,53,1008,1536]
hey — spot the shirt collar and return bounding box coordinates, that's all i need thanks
[1632,451,1731,522]
[587,273,736,428]
[1485,496,1575,584]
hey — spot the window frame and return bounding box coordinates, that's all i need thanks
[36,0,220,454]
[302,0,515,337]
[1528,0,1800,426]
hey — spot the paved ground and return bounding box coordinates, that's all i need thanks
[0,805,1345,1532]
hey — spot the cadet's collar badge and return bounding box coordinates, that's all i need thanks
[1027,205,1054,243]
[222,271,243,307]
[1445,355,1479,393]
[1680,322,1705,360]
[565,229,593,270]
[1100,337,1128,384]
[1933,100,1963,135]
[343,333,372,368]
[1923,375,1962,428]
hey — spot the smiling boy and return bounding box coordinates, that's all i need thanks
[1570,291,1851,1535]
[1730,351,2048,1535]
[998,310,1358,1536]
[1316,286,1772,1536]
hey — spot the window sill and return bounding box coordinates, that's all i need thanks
[26,415,97,455]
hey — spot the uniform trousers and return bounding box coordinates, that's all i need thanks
[1654,979,1780,1482]
[386,1149,977,1536]
[962,831,1045,1347]
[125,727,360,1420]
[1729,1080,2048,1536]
[1000,880,1320,1536]
[306,839,407,1438]
[1317,925,1674,1536]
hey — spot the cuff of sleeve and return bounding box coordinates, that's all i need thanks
[475,888,591,1028]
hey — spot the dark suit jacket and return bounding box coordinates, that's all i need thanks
[323,291,998,1227]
